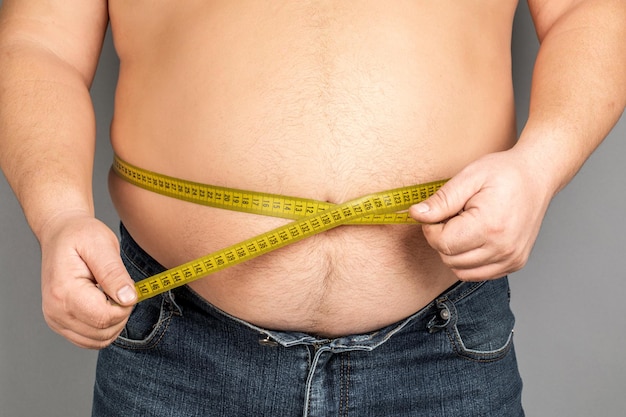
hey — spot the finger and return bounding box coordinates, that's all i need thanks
[42,266,132,344]
[56,325,125,350]
[438,245,497,270]
[449,260,519,282]
[45,303,128,349]
[79,233,138,306]
[420,209,486,256]
[438,242,527,281]
[55,315,127,345]
[409,173,482,224]
[67,286,132,329]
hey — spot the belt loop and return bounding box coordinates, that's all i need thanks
[427,298,453,334]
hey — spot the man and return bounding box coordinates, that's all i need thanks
[0,0,624,416]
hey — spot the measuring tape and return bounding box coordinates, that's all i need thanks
[113,155,447,302]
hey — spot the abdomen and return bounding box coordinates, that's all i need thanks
[108,0,518,334]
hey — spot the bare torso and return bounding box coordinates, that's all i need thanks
[108,0,518,336]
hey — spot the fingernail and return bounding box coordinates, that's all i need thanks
[414,203,430,213]
[117,285,137,304]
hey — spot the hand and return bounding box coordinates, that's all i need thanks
[409,150,554,281]
[39,212,137,349]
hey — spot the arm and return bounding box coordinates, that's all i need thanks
[410,0,626,280]
[519,0,626,193]
[0,0,137,348]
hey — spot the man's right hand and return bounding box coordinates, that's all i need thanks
[38,212,137,349]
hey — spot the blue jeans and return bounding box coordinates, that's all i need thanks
[92,224,524,416]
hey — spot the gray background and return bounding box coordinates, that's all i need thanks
[1,2,624,416]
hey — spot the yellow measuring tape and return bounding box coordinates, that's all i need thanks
[113,155,447,302]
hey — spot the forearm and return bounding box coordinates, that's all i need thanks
[0,44,97,238]
[516,0,626,195]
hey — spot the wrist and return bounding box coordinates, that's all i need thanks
[34,207,94,245]
[512,127,584,198]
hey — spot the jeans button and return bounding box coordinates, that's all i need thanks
[258,334,279,347]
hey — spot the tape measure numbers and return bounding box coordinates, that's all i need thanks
[112,155,447,302]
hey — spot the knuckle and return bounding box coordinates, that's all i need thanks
[44,282,66,305]
[483,218,505,237]
[42,297,70,328]
[499,243,517,260]
[441,247,454,257]
[76,327,122,350]
[442,257,456,269]
[96,261,125,286]
[41,305,57,326]
[92,319,110,331]
[438,239,455,257]
[431,188,453,210]
[97,329,125,349]
[76,338,112,350]
[94,341,114,350]
[508,252,528,272]
[92,333,118,348]
[457,274,472,282]
[42,312,61,334]
[497,241,527,272]
[91,311,117,330]
[454,269,473,282]
[81,299,119,330]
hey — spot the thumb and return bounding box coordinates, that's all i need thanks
[409,175,478,224]
[82,235,137,306]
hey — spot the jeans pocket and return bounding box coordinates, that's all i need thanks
[431,279,515,362]
[113,291,181,350]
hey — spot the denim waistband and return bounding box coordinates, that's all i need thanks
[119,223,486,351]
